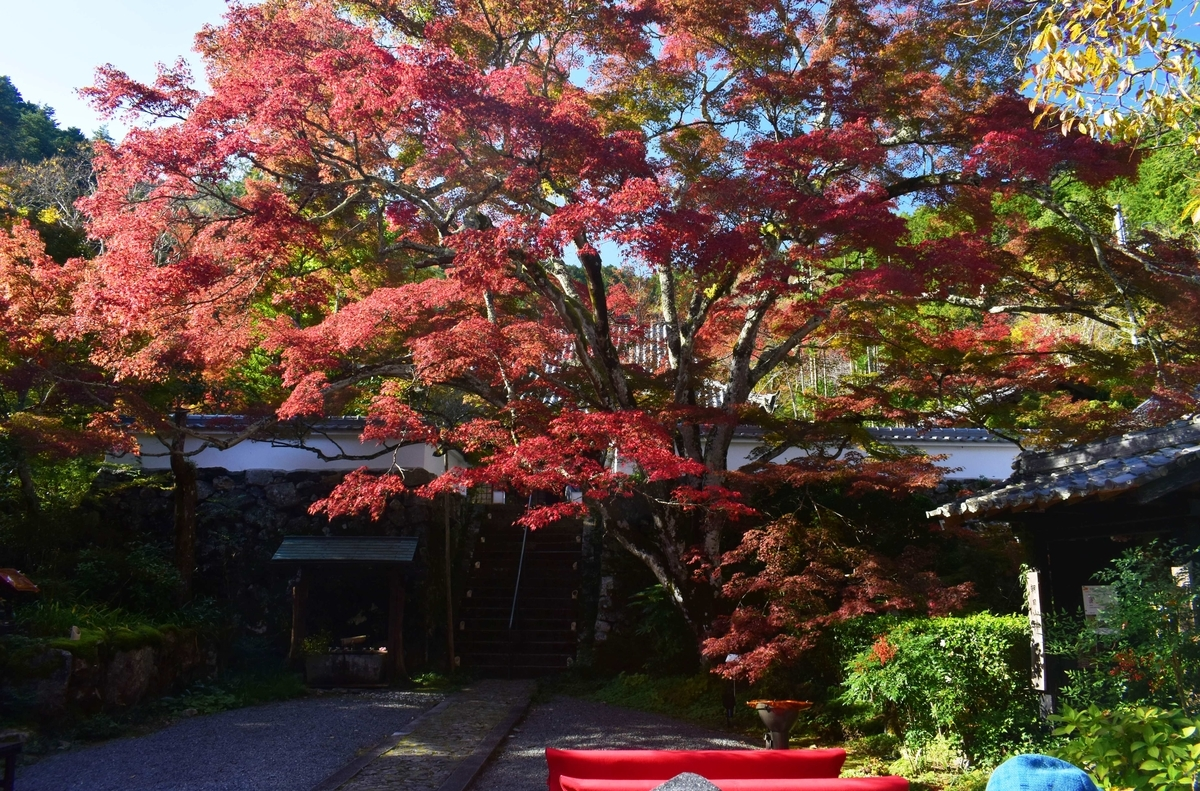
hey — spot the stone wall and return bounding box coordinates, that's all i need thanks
[86,466,437,643]
[1,628,217,721]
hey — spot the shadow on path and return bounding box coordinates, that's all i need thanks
[471,696,754,791]
[16,690,442,791]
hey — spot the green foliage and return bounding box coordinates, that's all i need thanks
[409,671,468,691]
[18,599,218,637]
[1051,704,1200,790]
[159,672,306,715]
[0,458,107,578]
[1110,144,1200,234]
[888,733,970,778]
[628,584,699,675]
[1,604,213,676]
[841,613,1042,762]
[74,543,183,615]
[0,456,97,521]
[543,670,765,734]
[1048,542,1199,712]
[0,76,85,163]
[300,630,333,656]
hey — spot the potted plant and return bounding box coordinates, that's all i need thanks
[747,700,812,749]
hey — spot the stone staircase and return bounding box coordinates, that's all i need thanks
[457,504,582,677]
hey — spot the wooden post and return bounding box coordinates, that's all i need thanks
[387,568,407,680]
[445,490,456,672]
[288,569,309,666]
[1025,569,1053,717]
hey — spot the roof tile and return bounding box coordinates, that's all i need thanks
[929,415,1200,523]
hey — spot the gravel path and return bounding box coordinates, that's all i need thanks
[471,696,755,791]
[16,690,443,791]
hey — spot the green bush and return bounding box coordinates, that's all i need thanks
[1048,542,1199,712]
[1051,704,1200,790]
[5,599,220,667]
[841,613,1042,762]
[547,671,764,733]
[74,543,182,615]
[628,585,699,675]
[17,598,219,638]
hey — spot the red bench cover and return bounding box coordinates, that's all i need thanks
[545,749,848,791]
[559,777,909,791]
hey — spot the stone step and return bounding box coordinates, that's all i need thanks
[314,679,535,791]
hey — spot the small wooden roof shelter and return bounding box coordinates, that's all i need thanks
[271,536,417,565]
[271,536,417,680]
[929,417,1200,705]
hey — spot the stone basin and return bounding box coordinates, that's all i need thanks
[304,652,386,687]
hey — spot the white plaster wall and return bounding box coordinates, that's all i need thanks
[909,442,1019,480]
[726,437,1018,480]
[111,431,1017,482]
[110,433,466,476]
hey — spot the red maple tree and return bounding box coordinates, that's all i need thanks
[75,0,1191,658]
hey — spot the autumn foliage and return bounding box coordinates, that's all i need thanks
[19,0,1195,666]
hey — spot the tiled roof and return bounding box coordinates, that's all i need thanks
[928,415,1200,523]
[271,536,418,565]
[183,415,368,433]
[185,416,1014,444]
[732,425,1014,444]
[867,427,1013,444]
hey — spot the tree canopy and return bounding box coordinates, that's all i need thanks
[36,0,1200,671]
[0,77,101,525]
[1021,0,1200,222]
[0,76,86,164]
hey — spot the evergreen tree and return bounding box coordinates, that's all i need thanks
[0,76,86,164]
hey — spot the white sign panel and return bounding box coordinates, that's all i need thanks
[1026,571,1046,692]
[1082,585,1116,616]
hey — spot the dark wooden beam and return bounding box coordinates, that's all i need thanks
[1137,458,1200,504]
[387,568,407,681]
[288,570,309,666]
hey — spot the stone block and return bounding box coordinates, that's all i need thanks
[304,653,386,686]
[245,469,276,486]
[66,656,103,713]
[30,649,72,717]
[265,482,298,508]
[104,647,157,708]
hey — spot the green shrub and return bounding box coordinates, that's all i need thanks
[841,613,1042,762]
[628,585,699,675]
[562,671,763,732]
[6,599,219,667]
[1051,704,1200,790]
[17,599,217,641]
[300,630,333,656]
[856,733,900,758]
[1048,542,1199,712]
[75,543,182,615]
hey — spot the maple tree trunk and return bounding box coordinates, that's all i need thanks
[170,434,198,603]
[603,498,723,646]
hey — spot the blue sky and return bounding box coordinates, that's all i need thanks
[0,0,229,138]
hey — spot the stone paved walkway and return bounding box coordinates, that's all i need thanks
[469,695,752,791]
[16,690,443,791]
[321,679,535,791]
